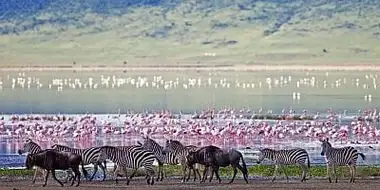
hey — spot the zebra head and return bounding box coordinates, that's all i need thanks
[320,138,331,156]
[256,148,274,164]
[162,139,179,155]
[140,136,161,151]
[18,139,40,155]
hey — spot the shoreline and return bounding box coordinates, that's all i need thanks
[0,64,380,71]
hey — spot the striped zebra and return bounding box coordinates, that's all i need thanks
[51,144,107,181]
[256,147,310,182]
[137,136,180,181]
[162,139,202,182]
[320,138,365,183]
[98,145,156,185]
[112,145,145,174]
[17,139,73,184]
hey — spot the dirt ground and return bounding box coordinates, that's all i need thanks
[2,178,380,190]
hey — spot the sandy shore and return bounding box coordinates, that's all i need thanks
[0,64,380,72]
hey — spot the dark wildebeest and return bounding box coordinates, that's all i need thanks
[186,145,249,184]
[25,149,84,187]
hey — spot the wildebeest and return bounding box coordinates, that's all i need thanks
[18,139,74,184]
[25,149,84,187]
[186,145,249,184]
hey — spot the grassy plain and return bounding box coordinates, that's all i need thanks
[0,0,380,67]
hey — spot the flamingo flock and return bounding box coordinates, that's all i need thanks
[0,72,378,102]
[1,107,380,149]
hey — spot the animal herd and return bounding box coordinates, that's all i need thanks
[17,137,366,187]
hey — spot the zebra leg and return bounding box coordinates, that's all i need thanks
[128,168,138,180]
[32,168,39,184]
[281,166,289,182]
[98,162,107,181]
[64,170,73,184]
[143,163,155,185]
[349,165,355,183]
[51,170,64,187]
[332,165,338,183]
[113,165,120,184]
[157,163,163,181]
[89,164,99,181]
[326,164,332,183]
[123,167,131,185]
[42,170,50,187]
[181,165,187,183]
[299,164,307,182]
[272,165,279,182]
[113,164,123,177]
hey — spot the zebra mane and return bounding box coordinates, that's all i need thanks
[24,140,41,149]
[168,139,187,150]
[259,148,274,152]
[143,137,162,147]
[51,144,71,149]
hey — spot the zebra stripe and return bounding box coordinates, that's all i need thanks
[257,148,310,182]
[51,144,107,181]
[162,139,202,182]
[139,137,179,181]
[99,145,156,185]
[320,138,365,183]
[112,145,145,172]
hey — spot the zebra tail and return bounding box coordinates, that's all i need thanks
[307,154,310,168]
[81,162,89,179]
[358,153,365,160]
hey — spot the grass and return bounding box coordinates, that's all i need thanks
[3,165,380,178]
[1,1,380,66]
[0,70,379,114]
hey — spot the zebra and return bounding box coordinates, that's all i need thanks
[98,145,156,185]
[17,139,74,184]
[137,136,181,181]
[320,138,365,183]
[255,147,310,182]
[162,139,202,182]
[112,145,145,175]
[51,144,107,181]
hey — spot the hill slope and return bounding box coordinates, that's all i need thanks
[1,0,380,66]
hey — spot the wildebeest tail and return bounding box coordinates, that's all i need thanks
[239,152,248,174]
[358,152,365,160]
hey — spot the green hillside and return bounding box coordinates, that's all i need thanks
[0,0,380,66]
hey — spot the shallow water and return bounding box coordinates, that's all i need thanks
[0,70,379,114]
